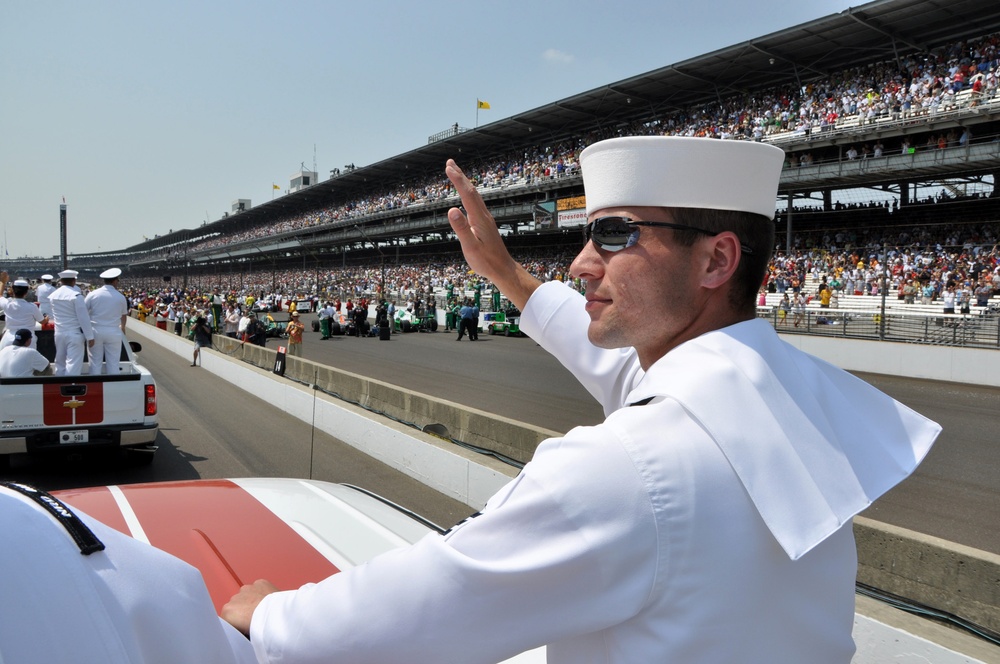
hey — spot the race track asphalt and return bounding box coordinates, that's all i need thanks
[278,314,1000,556]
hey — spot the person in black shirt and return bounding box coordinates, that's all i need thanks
[191,316,213,367]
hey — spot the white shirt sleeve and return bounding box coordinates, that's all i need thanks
[30,349,50,373]
[75,293,95,339]
[249,427,658,664]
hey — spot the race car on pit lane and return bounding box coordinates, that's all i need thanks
[54,478,545,663]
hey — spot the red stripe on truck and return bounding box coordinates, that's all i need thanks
[42,382,104,426]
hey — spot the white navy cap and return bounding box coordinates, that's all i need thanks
[13,279,29,287]
[100,268,122,279]
[41,274,53,280]
[58,269,79,279]
[580,136,784,219]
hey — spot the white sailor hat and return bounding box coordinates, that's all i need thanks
[579,136,785,219]
[58,269,79,279]
[100,267,122,279]
[41,274,53,281]
[13,279,30,287]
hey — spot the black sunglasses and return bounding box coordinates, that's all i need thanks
[583,216,752,255]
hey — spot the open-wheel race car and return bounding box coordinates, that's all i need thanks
[393,308,439,333]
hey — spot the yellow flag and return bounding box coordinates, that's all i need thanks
[273,184,280,190]
[477,99,491,110]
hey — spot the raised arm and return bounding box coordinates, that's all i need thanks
[445,159,540,311]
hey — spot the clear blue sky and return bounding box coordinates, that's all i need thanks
[0,0,856,258]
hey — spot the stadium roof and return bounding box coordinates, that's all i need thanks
[131,0,1000,251]
[333,0,1000,177]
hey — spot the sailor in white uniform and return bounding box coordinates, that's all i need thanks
[49,269,95,376]
[224,138,941,664]
[35,273,57,317]
[85,267,129,375]
[0,274,46,349]
[0,482,256,664]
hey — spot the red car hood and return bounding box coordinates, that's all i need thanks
[56,478,434,613]
[56,478,547,663]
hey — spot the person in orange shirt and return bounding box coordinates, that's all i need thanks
[286,312,304,357]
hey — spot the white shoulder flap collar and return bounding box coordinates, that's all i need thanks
[626,319,941,560]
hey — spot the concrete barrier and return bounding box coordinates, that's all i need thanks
[129,318,1000,638]
[208,333,557,465]
[855,516,1000,637]
[785,333,1000,388]
[128,321,535,508]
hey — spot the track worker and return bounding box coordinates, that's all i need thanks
[85,268,129,375]
[224,137,941,664]
[49,269,95,376]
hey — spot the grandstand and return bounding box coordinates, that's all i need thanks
[9,0,1000,347]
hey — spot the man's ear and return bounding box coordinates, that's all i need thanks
[701,231,742,291]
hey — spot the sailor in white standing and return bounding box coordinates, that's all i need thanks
[224,137,942,664]
[49,269,95,376]
[0,273,46,350]
[85,268,129,375]
[35,273,57,318]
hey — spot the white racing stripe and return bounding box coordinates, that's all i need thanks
[107,485,150,544]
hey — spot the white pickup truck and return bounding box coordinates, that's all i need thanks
[0,331,158,468]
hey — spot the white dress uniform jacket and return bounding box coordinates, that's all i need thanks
[49,284,95,376]
[0,298,44,349]
[36,281,56,317]
[0,485,256,664]
[249,281,940,664]
[86,284,129,375]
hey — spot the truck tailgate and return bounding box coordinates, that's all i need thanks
[1,374,146,431]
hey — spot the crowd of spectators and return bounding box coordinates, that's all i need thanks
[120,211,998,333]
[766,221,999,306]
[106,30,1000,326]
[123,31,1000,266]
[126,245,576,308]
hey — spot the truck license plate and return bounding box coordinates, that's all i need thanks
[59,430,89,444]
